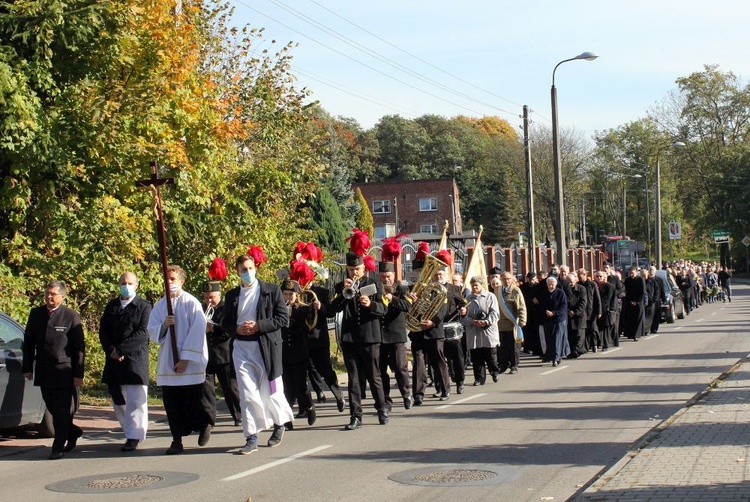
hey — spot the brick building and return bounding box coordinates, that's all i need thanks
[354,178,462,239]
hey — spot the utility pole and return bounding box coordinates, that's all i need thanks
[523,105,536,271]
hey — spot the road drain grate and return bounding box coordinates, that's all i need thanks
[84,474,164,490]
[390,464,522,487]
[46,471,199,494]
[414,469,498,484]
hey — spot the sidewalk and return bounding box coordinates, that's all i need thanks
[577,356,750,501]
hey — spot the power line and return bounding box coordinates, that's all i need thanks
[229,0,515,119]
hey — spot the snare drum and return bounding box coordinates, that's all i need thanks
[443,321,464,341]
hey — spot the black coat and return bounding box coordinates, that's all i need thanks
[597,281,617,329]
[205,301,232,369]
[330,276,385,344]
[282,304,314,364]
[408,301,448,342]
[443,283,467,323]
[306,285,332,351]
[99,296,152,385]
[380,283,411,344]
[23,305,85,388]
[644,277,658,313]
[581,279,601,330]
[567,283,588,330]
[222,280,288,381]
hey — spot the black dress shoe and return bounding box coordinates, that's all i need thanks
[49,450,64,460]
[345,417,362,430]
[378,412,389,425]
[413,397,423,406]
[284,421,294,430]
[198,424,212,446]
[473,380,485,386]
[234,419,242,427]
[491,373,499,383]
[552,361,559,367]
[404,395,414,409]
[165,441,184,455]
[307,406,317,426]
[64,427,83,452]
[121,439,140,452]
[295,409,309,419]
[439,393,450,401]
[316,393,327,403]
[498,367,508,374]
[457,384,465,394]
[336,397,346,413]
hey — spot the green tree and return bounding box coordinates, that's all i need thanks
[306,189,349,252]
[354,187,374,237]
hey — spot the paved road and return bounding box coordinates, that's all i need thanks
[0,284,747,501]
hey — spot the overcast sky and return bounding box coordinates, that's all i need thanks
[228,0,750,139]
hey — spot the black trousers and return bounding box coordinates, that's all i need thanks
[567,325,586,357]
[522,322,543,355]
[412,338,450,399]
[379,342,411,407]
[41,386,80,453]
[162,384,215,442]
[207,362,240,421]
[444,338,465,385]
[341,342,385,418]
[497,331,520,368]
[585,324,600,351]
[470,347,499,383]
[308,347,343,401]
[283,360,313,413]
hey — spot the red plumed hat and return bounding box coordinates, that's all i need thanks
[415,241,430,261]
[289,259,315,288]
[436,249,453,267]
[208,257,228,281]
[363,254,377,273]
[345,228,371,256]
[247,245,268,267]
[293,241,324,264]
[381,234,406,262]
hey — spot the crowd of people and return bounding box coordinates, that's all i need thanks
[20,234,735,460]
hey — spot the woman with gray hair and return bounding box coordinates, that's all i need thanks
[461,276,501,385]
[539,275,569,366]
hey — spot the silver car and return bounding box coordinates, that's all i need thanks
[0,311,53,436]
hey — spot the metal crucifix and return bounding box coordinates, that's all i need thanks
[136,161,179,366]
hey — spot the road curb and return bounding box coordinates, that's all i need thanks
[573,353,750,500]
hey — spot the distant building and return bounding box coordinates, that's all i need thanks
[354,178,462,239]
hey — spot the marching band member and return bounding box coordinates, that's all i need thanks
[222,247,294,454]
[331,229,387,430]
[202,258,241,427]
[377,236,413,411]
[280,279,317,427]
[434,250,468,395]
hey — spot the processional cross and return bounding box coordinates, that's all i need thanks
[136,161,179,366]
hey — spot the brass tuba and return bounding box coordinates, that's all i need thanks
[405,254,448,331]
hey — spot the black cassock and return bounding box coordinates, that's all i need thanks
[622,276,646,340]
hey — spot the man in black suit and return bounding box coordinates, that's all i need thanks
[23,281,85,460]
[330,252,387,430]
[409,286,450,404]
[99,272,152,452]
[306,282,345,413]
[595,271,618,350]
[222,248,294,454]
[378,261,413,411]
[435,266,467,394]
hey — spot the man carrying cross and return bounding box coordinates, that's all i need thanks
[147,265,213,455]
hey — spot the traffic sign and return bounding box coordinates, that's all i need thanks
[742,235,750,247]
[714,236,729,244]
[711,230,730,238]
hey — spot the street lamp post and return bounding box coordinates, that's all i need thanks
[654,141,686,268]
[551,51,598,266]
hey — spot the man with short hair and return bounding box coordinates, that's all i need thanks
[23,281,85,460]
[496,272,526,373]
[565,273,587,358]
[577,268,601,353]
[222,248,294,453]
[595,271,618,350]
[147,266,212,455]
[99,272,152,452]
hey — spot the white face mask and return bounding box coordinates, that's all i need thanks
[241,269,256,285]
[169,283,180,295]
[119,284,136,298]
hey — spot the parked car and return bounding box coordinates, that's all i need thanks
[656,270,686,324]
[0,310,53,437]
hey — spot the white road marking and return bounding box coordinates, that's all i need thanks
[435,393,486,410]
[599,347,622,354]
[674,326,684,330]
[540,366,568,376]
[222,445,333,481]
[711,312,717,316]
[695,318,705,323]
[642,334,660,341]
